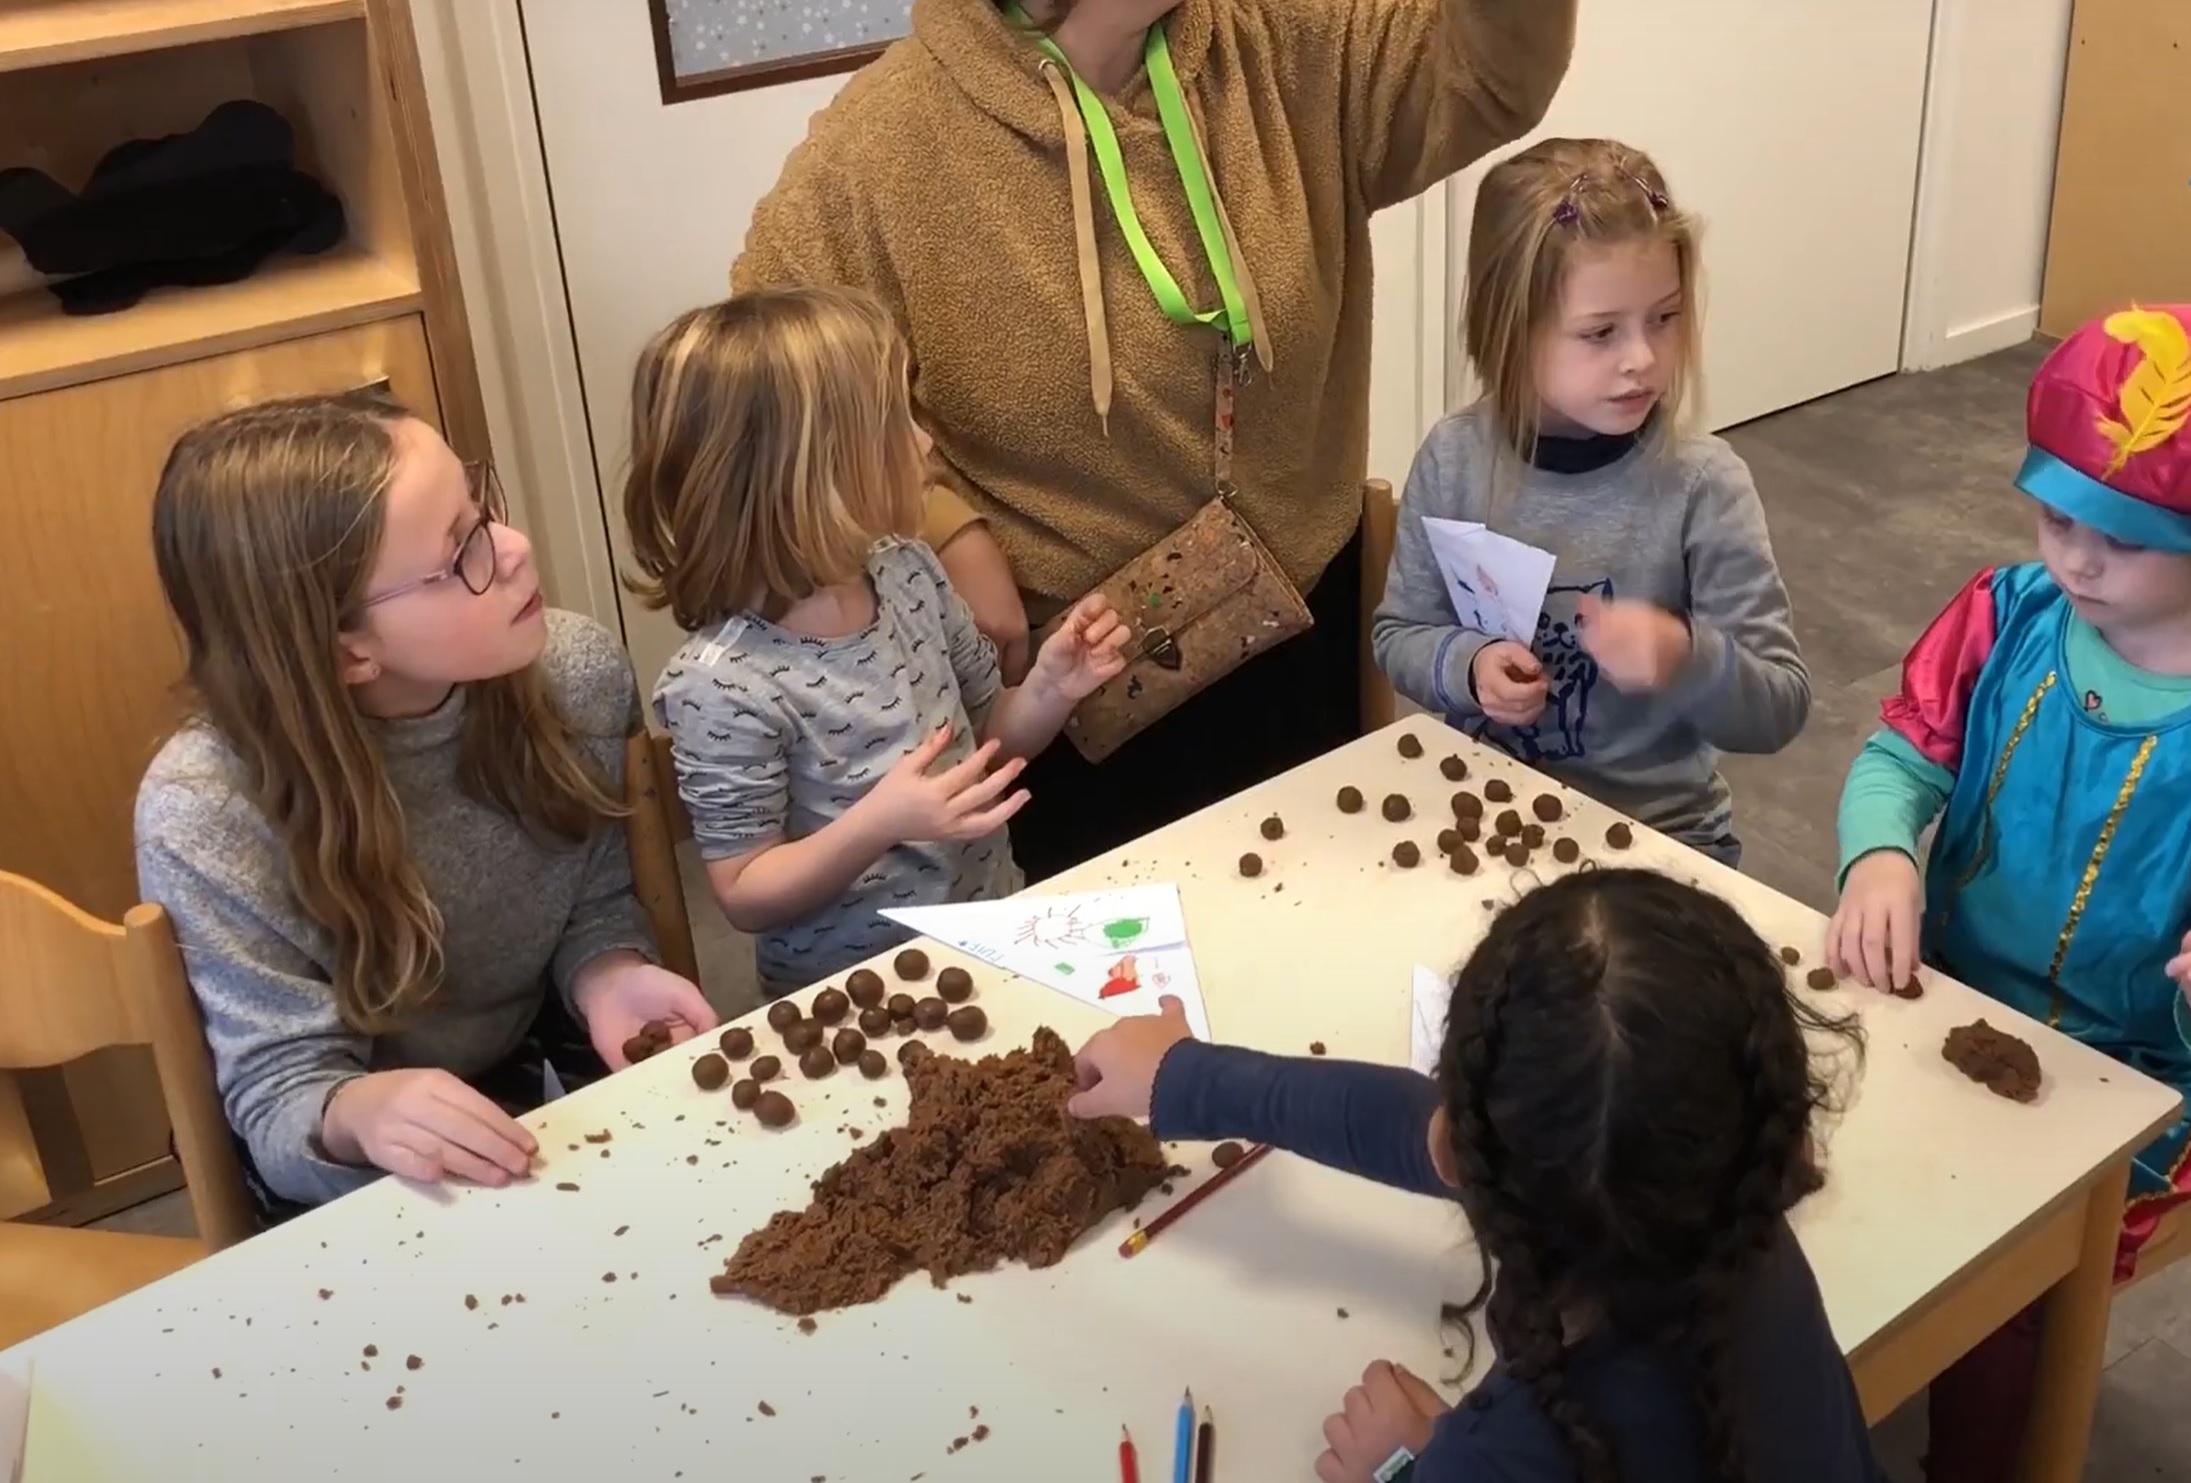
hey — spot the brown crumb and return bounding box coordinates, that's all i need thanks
[385,1396,402,1411]
[555,1182,579,1192]
[798,1317,817,1334]
[1604,821,1633,850]
[1889,977,1926,1000]
[712,1030,1167,1314]
[1805,967,1838,992]
[614,1225,629,1236]
[318,1289,333,1300]
[1309,1041,1327,1056]
[1237,852,1263,878]
[406,1355,422,1370]
[464,1295,478,1310]
[1337,1307,1350,1319]
[1211,1141,1246,1169]
[957,1292,974,1304]
[974,1425,991,1442]
[584,1130,612,1144]
[758,1401,776,1417]
[363,1344,378,1357]
[1779,946,1801,966]
[602,1272,617,1283]
[1260,815,1285,841]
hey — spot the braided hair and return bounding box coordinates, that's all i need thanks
[1435,869,1860,1483]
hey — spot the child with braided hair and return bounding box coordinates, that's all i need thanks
[1069,869,1883,1483]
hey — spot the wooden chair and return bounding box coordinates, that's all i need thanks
[0,874,254,1349]
[623,731,699,985]
[1360,477,1400,732]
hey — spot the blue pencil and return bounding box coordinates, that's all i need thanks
[1172,1389,1195,1483]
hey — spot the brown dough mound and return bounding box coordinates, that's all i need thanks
[1943,1020,2042,1103]
[713,1030,1168,1314]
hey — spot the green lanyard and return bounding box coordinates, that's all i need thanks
[1016,10,1253,351]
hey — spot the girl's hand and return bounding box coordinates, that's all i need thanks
[2166,928,2191,1003]
[859,727,1030,845]
[1577,595,1690,691]
[1315,1361,1450,1483]
[1471,641,1549,726]
[572,951,719,1070]
[1828,850,1924,993]
[1026,594,1130,702]
[320,1068,538,1186]
[1066,995,1194,1121]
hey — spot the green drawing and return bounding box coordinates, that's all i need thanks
[1055,962,1075,976]
[1100,916,1149,948]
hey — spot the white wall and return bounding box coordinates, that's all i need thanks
[1903,0,2075,369]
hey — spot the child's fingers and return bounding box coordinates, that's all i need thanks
[378,1134,447,1185]
[425,1081,538,1171]
[426,1137,518,1188]
[945,752,1026,810]
[1390,1363,1446,1417]
[932,737,1006,793]
[1824,911,1852,980]
[1857,909,1893,992]
[899,725,955,773]
[1890,899,1920,995]
[951,789,1031,839]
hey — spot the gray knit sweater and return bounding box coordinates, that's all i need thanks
[134,610,657,1207]
[1373,403,1809,853]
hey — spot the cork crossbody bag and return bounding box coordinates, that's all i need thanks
[1036,346,1312,764]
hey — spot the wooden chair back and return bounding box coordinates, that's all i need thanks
[0,874,253,1252]
[1359,477,1399,732]
[623,731,698,984]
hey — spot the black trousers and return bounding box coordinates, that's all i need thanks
[1011,527,1365,882]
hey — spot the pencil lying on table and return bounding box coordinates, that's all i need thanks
[1119,1143,1273,1257]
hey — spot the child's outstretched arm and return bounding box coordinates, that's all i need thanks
[978,594,1130,757]
[1068,1000,1452,1200]
[1373,432,1547,727]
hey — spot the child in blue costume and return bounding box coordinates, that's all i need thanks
[1828,305,2191,1483]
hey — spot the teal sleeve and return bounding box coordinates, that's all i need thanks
[1836,728,1957,888]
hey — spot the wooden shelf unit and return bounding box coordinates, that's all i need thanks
[0,0,484,1229]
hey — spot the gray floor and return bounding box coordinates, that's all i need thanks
[94,342,2190,1477]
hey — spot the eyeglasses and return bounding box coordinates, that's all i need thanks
[360,463,507,608]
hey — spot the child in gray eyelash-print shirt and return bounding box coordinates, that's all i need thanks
[652,538,1021,996]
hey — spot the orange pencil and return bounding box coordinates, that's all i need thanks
[1119,1143,1274,1257]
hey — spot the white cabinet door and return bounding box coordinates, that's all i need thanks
[1443,0,1935,431]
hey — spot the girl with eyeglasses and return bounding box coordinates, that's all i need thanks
[134,390,716,1221]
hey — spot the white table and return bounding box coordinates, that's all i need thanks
[7,723,2178,1482]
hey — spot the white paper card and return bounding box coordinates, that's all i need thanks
[1410,964,1453,1077]
[884,885,1213,1039]
[1420,517,1557,646]
[0,1353,31,1483]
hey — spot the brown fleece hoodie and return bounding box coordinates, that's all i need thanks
[734,0,1575,608]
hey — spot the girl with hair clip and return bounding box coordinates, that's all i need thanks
[625,287,1129,998]
[136,391,716,1220]
[1374,139,1809,866]
[1071,870,1886,1483]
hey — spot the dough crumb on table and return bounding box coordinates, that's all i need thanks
[712,1030,1168,1314]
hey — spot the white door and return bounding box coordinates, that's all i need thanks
[1443,0,1936,431]
[519,0,1438,689]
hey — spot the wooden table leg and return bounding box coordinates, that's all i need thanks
[2017,1157,2131,1483]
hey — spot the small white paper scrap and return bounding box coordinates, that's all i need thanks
[1410,964,1453,1076]
[1421,516,1556,647]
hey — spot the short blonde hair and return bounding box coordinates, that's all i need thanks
[1463,139,1704,464]
[622,287,926,632]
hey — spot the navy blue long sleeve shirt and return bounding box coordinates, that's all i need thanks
[1149,1041,1887,1483]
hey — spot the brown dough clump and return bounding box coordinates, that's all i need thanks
[1456,816,1482,843]
[1779,946,1802,966]
[1943,1020,2042,1103]
[899,1040,934,1070]
[1238,852,1263,879]
[1212,1141,1246,1169]
[713,1030,1168,1314]
[832,1028,868,1065]
[1435,828,1462,855]
[1336,785,1366,814]
[1531,793,1564,823]
[1805,968,1838,993]
[1260,815,1285,841]
[1309,1041,1328,1056]
[1552,838,1581,865]
[887,993,917,1021]
[858,1049,889,1079]
[1440,755,1468,782]
[858,1006,893,1038]
[1451,791,1483,821]
[915,998,950,1032]
[1397,732,1424,759]
[766,1001,801,1032]
[732,1078,760,1110]
[1605,822,1634,850]
[783,1020,824,1055]
[846,969,887,1009]
[750,1055,782,1083]
[623,1019,674,1064]
[1495,809,1523,838]
[894,949,931,982]
[812,988,851,1026]
[937,966,975,1004]
[719,1026,755,1060]
[1391,841,1421,869]
[1380,794,1412,823]
[1484,780,1513,803]
[947,1006,988,1042]
[691,1053,730,1091]
[755,1091,797,1128]
[1889,977,1926,1000]
[1521,823,1547,849]
[799,1047,836,1080]
[1449,845,1480,876]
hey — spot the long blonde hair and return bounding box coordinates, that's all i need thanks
[622,287,927,632]
[1464,139,1704,466]
[151,392,621,1033]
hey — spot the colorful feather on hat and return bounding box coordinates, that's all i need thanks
[2097,307,2191,477]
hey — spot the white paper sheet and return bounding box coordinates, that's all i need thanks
[0,1353,30,1483]
[884,884,1213,1039]
[1410,964,1453,1077]
[1420,517,1557,647]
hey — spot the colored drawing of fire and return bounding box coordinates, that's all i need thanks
[1098,955,1139,1000]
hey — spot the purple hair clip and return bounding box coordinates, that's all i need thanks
[1553,171,1670,229]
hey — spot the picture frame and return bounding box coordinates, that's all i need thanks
[646,0,910,103]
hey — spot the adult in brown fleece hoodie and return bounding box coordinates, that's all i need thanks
[734,0,1575,878]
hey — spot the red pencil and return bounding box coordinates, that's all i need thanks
[1120,1424,1140,1483]
[1119,1143,1274,1257]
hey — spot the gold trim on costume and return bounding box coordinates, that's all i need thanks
[1936,672,2056,933]
[2044,733,2157,1026]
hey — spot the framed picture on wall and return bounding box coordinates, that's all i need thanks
[647,0,911,101]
